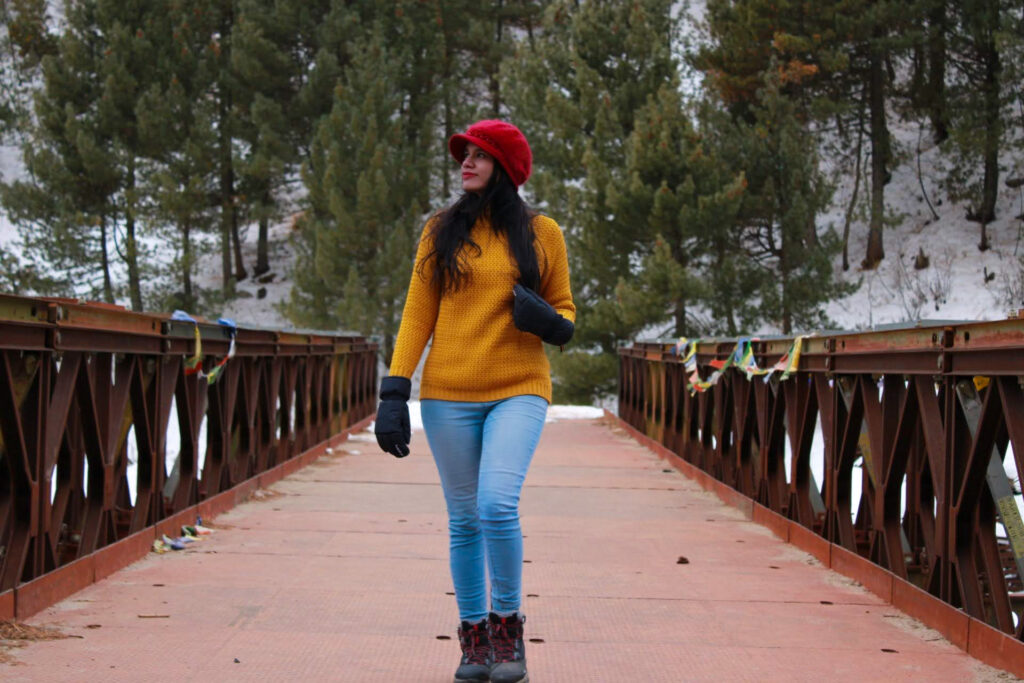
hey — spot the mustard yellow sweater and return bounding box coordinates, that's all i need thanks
[389,214,575,403]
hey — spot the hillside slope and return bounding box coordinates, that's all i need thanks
[194,122,1024,334]
[823,122,1023,331]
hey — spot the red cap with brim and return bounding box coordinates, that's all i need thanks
[449,119,532,187]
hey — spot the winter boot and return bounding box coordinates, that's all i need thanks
[455,619,491,683]
[488,612,528,683]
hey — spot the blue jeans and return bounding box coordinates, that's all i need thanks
[420,395,548,623]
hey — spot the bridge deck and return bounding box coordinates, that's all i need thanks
[3,417,1008,681]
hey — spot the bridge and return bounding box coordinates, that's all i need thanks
[0,293,1021,680]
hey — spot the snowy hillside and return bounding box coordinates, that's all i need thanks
[0,0,1021,334]
[196,218,299,329]
[184,129,1024,334]
[4,126,1022,333]
[824,124,1023,330]
[201,0,1024,333]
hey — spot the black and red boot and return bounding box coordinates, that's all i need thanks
[488,612,528,683]
[455,619,491,683]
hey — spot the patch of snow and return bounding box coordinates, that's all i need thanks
[391,401,603,434]
[0,143,24,247]
[192,216,297,328]
[546,405,604,422]
[408,400,424,432]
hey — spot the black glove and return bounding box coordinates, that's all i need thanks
[374,376,411,458]
[512,283,574,346]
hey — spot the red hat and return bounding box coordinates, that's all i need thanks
[449,119,532,187]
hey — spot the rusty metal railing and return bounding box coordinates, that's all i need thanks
[0,294,377,591]
[618,318,1024,642]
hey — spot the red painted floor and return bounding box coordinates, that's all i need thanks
[4,417,1015,681]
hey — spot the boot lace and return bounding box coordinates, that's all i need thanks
[490,615,523,664]
[459,623,490,665]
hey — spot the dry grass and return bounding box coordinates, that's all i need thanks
[0,621,74,666]
[0,621,71,642]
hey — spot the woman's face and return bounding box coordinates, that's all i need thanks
[461,143,494,193]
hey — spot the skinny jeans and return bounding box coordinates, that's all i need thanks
[420,395,548,624]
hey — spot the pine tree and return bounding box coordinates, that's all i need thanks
[0,0,57,135]
[697,0,923,270]
[92,0,178,311]
[198,0,246,294]
[135,0,221,312]
[288,18,435,364]
[231,0,330,279]
[2,0,120,301]
[608,79,747,338]
[730,69,850,333]
[503,0,679,402]
[140,88,217,312]
[940,0,1014,251]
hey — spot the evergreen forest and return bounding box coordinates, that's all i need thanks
[1,0,1023,402]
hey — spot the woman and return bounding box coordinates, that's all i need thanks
[374,119,575,683]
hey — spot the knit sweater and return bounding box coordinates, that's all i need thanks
[388,214,575,403]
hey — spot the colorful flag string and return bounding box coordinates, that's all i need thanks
[204,318,237,384]
[171,311,237,385]
[683,335,808,393]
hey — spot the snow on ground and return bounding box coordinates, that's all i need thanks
[194,217,298,328]
[0,143,24,247]
[0,0,1020,332]
[823,122,1023,330]
[108,399,605,505]
[196,120,1024,335]
[546,404,605,421]
[398,401,604,433]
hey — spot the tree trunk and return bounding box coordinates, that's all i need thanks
[255,191,270,277]
[671,242,689,336]
[490,0,504,117]
[673,298,687,338]
[777,160,792,334]
[182,217,194,309]
[383,299,395,369]
[978,28,1000,250]
[254,219,270,278]
[927,0,949,143]
[219,99,236,294]
[843,111,865,271]
[526,3,535,48]
[232,215,246,281]
[220,171,232,293]
[99,217,114,303]
[864,52,887,270]
[218,4,236,295]
[442,91,452,198]
[124,156,143,311]
[780,231,792,335]
[804,217,818,248]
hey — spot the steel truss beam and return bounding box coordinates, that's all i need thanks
[619,319,1024,641]
[0,294,377,590]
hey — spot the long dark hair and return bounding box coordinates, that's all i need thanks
[419,162,541,295]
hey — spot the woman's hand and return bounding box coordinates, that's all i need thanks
[512,284,574,346]
[375,376,411,457]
